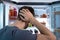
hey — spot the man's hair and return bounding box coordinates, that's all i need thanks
[17,6,35,20]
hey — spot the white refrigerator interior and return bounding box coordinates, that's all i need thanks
[5,2,18,26]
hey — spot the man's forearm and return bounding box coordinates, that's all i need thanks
[30,17,52,35]
[30,17,56,40]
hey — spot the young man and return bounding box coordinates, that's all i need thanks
[0,6,56,40]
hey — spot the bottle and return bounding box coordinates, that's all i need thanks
[28,23,32,27]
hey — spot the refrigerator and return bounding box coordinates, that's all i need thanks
[4,2,52,34]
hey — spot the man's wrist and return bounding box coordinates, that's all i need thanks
[29,17,36,25]
[30,16,34,22]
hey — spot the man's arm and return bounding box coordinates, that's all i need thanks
[20,9,56,40]
[30,17,56,40]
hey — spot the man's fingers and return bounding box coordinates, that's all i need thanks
[20,10,26,14]
[26,9,30,12]
[19,13,25,18]
[22,9,29,14]
[19,13,24,16]
[20,16,26,21]
[22,9,27,12]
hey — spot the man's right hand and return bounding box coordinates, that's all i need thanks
[19,9,34,22]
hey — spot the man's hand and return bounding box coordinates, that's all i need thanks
[19,9,34,22]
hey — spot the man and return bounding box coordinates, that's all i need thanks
[0,6,56,40]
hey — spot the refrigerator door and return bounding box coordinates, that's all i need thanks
[0,3,3,29]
